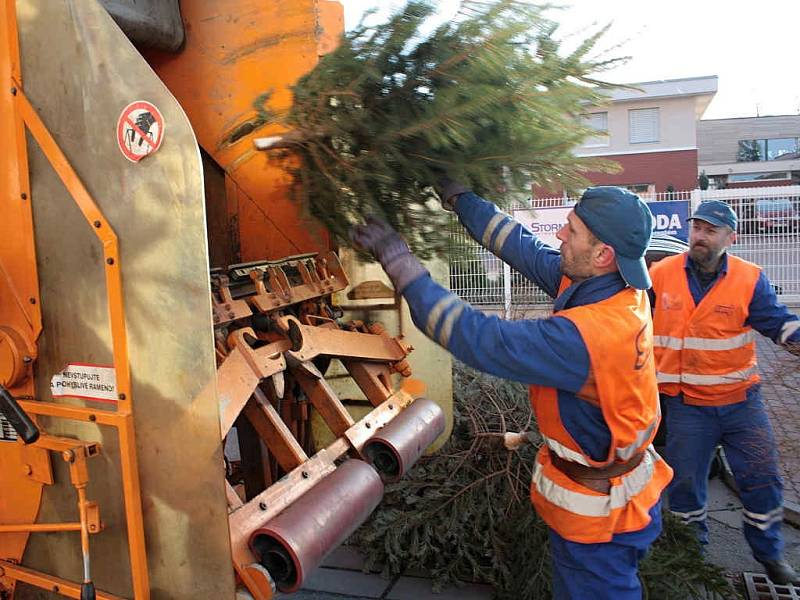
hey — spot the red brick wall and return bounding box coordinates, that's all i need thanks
[534,149,698,197]
[585,149,698,192]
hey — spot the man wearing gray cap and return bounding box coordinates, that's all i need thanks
[650,200,800,584]
[353,186,672,599]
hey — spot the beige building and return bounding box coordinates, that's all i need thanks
[697,115,800,188]
[576,76,717,194]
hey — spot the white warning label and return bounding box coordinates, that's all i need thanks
[51,363,118,402]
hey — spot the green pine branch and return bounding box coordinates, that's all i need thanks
[258,0,630,259]
[348,363,739,599]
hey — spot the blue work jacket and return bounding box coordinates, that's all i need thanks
[402,192,619,461]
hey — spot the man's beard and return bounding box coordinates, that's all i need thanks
[689,243,722,270]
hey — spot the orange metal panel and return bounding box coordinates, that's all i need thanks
[0,523,82,533]
[6,1,237,596]
[0,0,40,332]
[0,560,125,600]
[15,88,151,599]
[0,2,47,593]
[14,91,133,415]
[144,0,344,261]
[317,1,345,56]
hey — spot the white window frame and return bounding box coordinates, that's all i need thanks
[629,107,660,144]
[583,112,609,148]
[727,171,791,183]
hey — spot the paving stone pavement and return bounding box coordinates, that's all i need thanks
[283,545,493,600]
[756,334,800,508]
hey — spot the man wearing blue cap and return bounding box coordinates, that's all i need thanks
[353,186,672,599]
[650,200,800,585]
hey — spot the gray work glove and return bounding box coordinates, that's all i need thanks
[351,216,428,293]
[436,177,470,211]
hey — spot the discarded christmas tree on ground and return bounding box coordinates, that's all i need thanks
[257,0,622,259]
[349,363,738,599]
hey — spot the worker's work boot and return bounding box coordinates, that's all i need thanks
[759,559,798,585]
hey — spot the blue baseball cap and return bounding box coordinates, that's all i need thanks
[688,200,737,231]
[574,186,654,290]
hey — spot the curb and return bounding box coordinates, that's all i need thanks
[785,501,800,528]
[719,447,800,528]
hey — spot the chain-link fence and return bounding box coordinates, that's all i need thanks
[449,186,800,310]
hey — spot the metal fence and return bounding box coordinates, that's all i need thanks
[449,186,800,310]
[705,186,800,303]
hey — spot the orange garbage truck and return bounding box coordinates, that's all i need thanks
[0,2,452,598]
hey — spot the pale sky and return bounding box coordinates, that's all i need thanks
[340,0,800,120]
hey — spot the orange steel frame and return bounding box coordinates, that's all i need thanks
[1,0,149,597]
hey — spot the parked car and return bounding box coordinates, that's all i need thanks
[645,232,689,267]
[753,198,799,234]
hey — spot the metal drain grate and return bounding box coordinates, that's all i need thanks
[744,572,800,600]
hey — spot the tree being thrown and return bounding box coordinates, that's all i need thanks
[257,0,622,259]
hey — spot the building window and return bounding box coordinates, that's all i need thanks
[629,108,659,144]
[623,183,656,197]
[728,171,791,182]
[737,139,766,162]
[766,138,799,160]
[737,138,799,162]
[582,112,609,147]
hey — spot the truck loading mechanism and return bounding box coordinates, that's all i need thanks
[0,1,451,598]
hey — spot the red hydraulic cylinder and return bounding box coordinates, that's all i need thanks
[249,459,383,592]
[362,398,445,483]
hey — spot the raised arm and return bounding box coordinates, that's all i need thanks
[401,273,589,388]
[351,216,588,388]
[451,192,562,299]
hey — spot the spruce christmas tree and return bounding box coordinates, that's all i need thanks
[350,363,736,599]
[258,0,622,258]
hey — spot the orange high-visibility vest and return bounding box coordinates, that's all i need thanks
[650,253,761,406]
[529,286,672,543]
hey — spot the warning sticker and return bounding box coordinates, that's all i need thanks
[51,363,118,403]
[116,100,165,162]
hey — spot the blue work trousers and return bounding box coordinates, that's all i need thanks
[664,389,784,561]
[549,502,662,600]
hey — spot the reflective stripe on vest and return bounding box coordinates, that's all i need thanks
[528,287,672,542]
[654,330,755,351]
[532,446,659,518]
[650,253,761,404]
[544,437,592,466]
[616,401,660,461]
[656,364,758,386]
[542,398,660,466]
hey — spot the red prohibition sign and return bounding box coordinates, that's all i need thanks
[116,100,165,162]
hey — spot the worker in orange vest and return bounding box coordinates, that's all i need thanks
[650,200,800,585]
[353,186,672,599]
